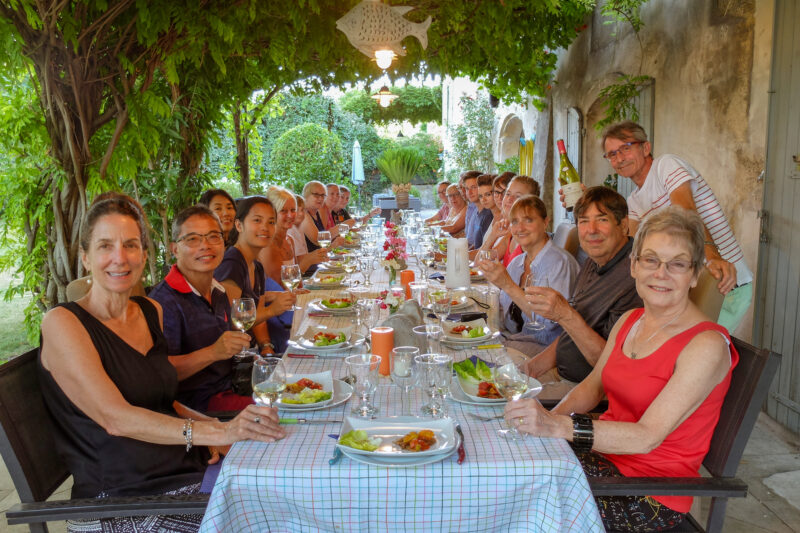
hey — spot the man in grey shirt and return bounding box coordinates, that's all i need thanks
[523,187,643,399]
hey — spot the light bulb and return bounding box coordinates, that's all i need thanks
[375,49,394,70]
[379,95,391,107]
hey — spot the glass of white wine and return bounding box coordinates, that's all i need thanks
[280,263,302,311]
[251,357,287,408]
[341,253,357,289]
[317,230,332,260]
[493,353,530,441]
[230,297,256,360]
[337,223,349,241]
[475,249,497,276]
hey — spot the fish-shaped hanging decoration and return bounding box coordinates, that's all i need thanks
[336,0,431,59]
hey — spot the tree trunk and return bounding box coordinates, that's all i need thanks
[233,103,250,195]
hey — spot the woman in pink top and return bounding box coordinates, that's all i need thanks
[506,206,737,532]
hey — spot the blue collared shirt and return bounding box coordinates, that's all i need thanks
[149,265,233,411]
[467,207,493,249]
[500,240,580,346]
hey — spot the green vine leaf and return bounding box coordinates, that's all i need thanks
[594,74,653,132]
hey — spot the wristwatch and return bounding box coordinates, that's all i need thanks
[570,413,594,452]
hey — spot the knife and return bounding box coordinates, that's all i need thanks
[454,423,466,465]
[280,418,343,425]
[328,447,343,466]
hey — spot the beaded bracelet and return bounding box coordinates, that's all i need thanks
[182,419,194,452]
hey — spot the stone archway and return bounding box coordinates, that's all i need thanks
[496,114,524,163]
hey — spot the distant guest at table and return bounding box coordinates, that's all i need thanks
[214,196,295,355]
[39,196,285,532]
[479,194,578,356]
[472,171,515,261]
[259,186,318,282]
[462,171,490,249]
[301,181,343,253]
[198,188,237,245]
[499,175,541,267]
[335,184,380,227]
[425,181,451,225]
[439,184,467,238]
[150,205,251,412]
[468,173,501,260]
[506,206,738,532]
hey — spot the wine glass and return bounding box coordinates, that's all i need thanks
[492,353,530,440]
[523,272,550,334]
[391,346,420,417]
[280,263,302,311]
[419,244,435,280]
[317,230,332,259]
[251,357,287,408]
[427,287,453,329]
[359,253,374,287]
[475,250,497,276]
[230,298,256,360]
[409,281,428,307]
[414,353,446,418]
[341,253,357,289]
[345,354,381,417]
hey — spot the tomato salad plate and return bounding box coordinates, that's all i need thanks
[443,318,493,344]
[297,326,351,351]
[275,371,334,410]
[336,417,459,467]
[310,297,355,315]
[451,358,542,405]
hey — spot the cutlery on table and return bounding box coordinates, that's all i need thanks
[280,418,343,425]
[455,424,466,465]
[467,412,504,422]
[287,353,320,359]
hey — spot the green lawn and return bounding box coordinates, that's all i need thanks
[0,270,35,361]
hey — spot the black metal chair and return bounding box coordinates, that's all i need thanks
[589,337,781,533]
[0,349,209,532]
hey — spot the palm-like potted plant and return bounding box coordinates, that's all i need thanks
[376,147,423,209]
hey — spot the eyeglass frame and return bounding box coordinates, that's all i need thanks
[176,231,225,247]
[309,191,327,199]
[602,141,644,160]
[634,254,695,274]
[493,188,506,197]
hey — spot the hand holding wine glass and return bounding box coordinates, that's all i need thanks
[231,298,256,360]
[280,264,302,311]
[317,230,332,258]
[475,250,497,276]
[523,272,549,334]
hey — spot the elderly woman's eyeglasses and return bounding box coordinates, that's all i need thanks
[635,255,694,274]
[446,193,462,199]
[602,141,644,160]
[310,192,327,199]
[177,231,224,247]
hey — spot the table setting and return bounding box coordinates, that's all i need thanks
[199,215,603,533]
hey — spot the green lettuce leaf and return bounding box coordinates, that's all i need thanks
[339,430,381,451]
[454,360,479,383]
[475,359,493,381]
[281,389,333,404]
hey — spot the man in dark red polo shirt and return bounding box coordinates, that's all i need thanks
[149,205,251,412]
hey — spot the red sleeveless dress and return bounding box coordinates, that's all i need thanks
[599,308,738,512]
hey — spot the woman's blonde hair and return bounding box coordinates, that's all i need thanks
[632,206,705,275]
[266,186,295,214]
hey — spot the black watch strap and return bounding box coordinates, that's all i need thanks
[570,413,594,452]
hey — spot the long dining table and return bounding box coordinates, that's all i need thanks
[199,260,603,533]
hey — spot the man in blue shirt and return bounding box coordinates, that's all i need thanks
[150,205,251,412]
[460,170,485,249]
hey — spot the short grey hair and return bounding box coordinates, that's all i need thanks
[601,121,648,146]
[632,206,705,275]
[302,180,325,198]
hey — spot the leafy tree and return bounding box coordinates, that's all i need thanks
[339,85,442,125]
[270,123,344,191]
[446,94,495,173]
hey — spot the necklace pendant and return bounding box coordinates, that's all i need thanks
[630,351,638,359]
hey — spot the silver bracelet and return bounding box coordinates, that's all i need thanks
[182,419,194,452]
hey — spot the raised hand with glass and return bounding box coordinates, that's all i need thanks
[280,263,302,311]
[523,271,550,334]
[230,297,256,360]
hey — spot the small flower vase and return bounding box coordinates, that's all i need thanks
[388,266,397,286]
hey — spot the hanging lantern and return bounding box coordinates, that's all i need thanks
[371,86,399,107]
[336,0,431,70]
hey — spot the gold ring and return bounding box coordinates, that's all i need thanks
[516,417,524,426]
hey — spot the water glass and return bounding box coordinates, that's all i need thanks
[523,272,550,334]
[391,346,419,417]
[414,354,446,418]
[412,324,442,353]
[492,353,530,441]
[409,281,428,307]
[345,354,381,417]
[427,287,453,328]
[251,357,287,408]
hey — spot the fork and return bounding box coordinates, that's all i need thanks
[467,412,504,422]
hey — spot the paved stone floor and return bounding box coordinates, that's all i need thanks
[0,412,797,532]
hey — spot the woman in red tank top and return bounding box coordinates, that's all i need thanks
[505,207,738,532]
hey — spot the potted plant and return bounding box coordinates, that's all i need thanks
[376,147,423,209]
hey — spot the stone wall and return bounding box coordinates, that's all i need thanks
[546,0,774,339]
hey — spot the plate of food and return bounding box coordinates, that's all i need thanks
[307,272,346,289]
[277,379,353,412]
[469,269,485,282]
[449,292,472,311]
[321,260,345,272]
[342,234,360,248]
[310,297,355,314]
[330,247,349,256]
[444,318,492,343]
[338,433,460,468]
[297,326,351,351]
[336,416,457,458]
[452,358,542,404]
[275,371,334,409]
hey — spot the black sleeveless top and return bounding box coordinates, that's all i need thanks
[38,297,207,498]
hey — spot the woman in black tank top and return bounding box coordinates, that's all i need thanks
[38,196,286,532]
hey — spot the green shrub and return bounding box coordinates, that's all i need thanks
[270,123,343,190]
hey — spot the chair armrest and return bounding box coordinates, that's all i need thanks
[6,493,210,524]
[589,476,747,498]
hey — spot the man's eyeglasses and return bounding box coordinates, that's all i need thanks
[635,254,694,274]
[493,189,506,197]
[602,141,644,160]
[177,231,224,247]
[310,192,327,199]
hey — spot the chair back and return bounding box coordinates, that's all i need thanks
[552,223,581,259]
[689,269,725,322]
[702,337,780,478]
[0,349,69,503]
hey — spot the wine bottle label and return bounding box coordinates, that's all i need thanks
[563,182,584,209]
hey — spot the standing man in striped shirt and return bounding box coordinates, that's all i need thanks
[601,121,753,333]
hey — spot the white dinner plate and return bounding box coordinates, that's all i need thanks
[456,375,542,404]
[337,416,457,458]
[297,327,351,351]
[276,371,334,409]
[307,272,346,289]
[339,434,460,468]
[276,379,353,412]
[443,319,493,344]
[320,262,345,273]
[309,298,356,315]
[449,293,472,311]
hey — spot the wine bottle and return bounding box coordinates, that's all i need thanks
[557,139,583,212]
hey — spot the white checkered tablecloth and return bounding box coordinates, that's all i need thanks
[199,265,603,532]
